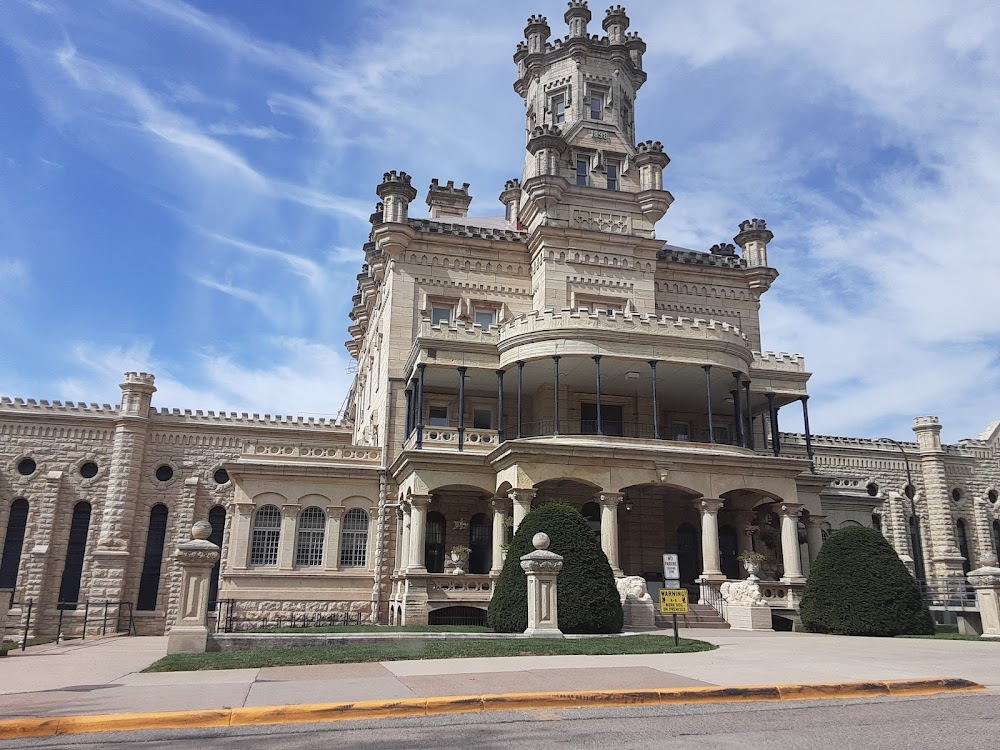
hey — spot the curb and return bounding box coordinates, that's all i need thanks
[0,678,985,741]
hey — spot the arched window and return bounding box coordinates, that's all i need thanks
[677,523,700,585]
[469,513,491,574]
[58,501,92,608]
[0,499,29,592]
[207,505,226,611]
[250,505,281,567]
[295,507,326,567]
[425,511,446,573]
[719,525,739,579]
[993,520,1000,559]
[956,519,971,575]
[137,504,169,611]
[340,508,369,568]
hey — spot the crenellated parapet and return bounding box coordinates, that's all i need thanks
[0,397,118,414]
[426,179,472,219]
[753,351,806,373]
[150,408,349,429]
[658,246,747,270]
[603,5,629,44]
[375,170,418,223]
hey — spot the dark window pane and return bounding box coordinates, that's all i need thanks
[80,462,99,479]
[137,504,169,610]
[58,502,92,607]
[213,468,230,485]
[469,513,491,574]
[0,499,29,591]
[155,465,174,482]
[207,505,226,611]
[425,512,446,573]
[17,458,36,476]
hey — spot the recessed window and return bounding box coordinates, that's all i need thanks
[589,91,604,120]
[475,310,495,331]
[551,94,565,124]
[989,490,998,504]
[80,462,99,479]
[904,484,915,499]
[428,405,449,427]
[214,468,230,485]
[606,160,619,191]
[17,458,36,476]
[473,409,492,429]
[866,482,879,497]
[431,306,452,326]
[952,488,962,503]
[155,465,174,482]
[576,159,589,187]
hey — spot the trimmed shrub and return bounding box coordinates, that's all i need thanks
[800,526,934,636]
[488,502,623,634]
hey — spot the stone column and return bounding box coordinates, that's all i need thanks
[490,498,510,576]
[509,488,536,533]
[599,492,624,577]
[973,498,999,568]
[398,501,412,572]
[968,567,1000,638]
[520,532,564,637]
[884,494,915,573]
[229,502,255,570]
[778,503,805,582]
[393,507,405,573]
[408,495,431,574]
[696,499,725,580]
[166,521,221,654]
[278,505,300,570]
[913,416,966,577]
[324,506,345,571]
[805,514,827,565]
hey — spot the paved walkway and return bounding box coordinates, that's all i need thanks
[2,630,998,719]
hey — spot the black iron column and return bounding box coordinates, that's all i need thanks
[416,363,426,449]
[732,372,744,447]
[743,379,754,450]
[553,356,561,436]
[703,365,714,443]
[496,369,505,442]
[649,360,659,440]
[801,395,814,465]
[457,367,467,452]
[404,387,413,436]
[593,355,604,436]
[766,392,780,456]
[517,360,525,439]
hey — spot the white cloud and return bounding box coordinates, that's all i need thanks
[207,121,288,140]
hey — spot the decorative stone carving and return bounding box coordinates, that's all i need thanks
[721,580,764,604]
[166,522,221,655]
[615,575,654,627]
[520,532,564,637]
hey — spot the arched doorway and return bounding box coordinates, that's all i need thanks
[719,525,739,580]
[468,513,491,574]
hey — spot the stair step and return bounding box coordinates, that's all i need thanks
[654,604,730,630]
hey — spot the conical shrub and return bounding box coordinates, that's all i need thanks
[487,502,623,634]
[800,526,934,636]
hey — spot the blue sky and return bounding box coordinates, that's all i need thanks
[1,0,998,444]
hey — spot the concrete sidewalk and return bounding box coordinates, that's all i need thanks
[1,630,998,720]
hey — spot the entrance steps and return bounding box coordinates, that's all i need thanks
[655,604,729,629]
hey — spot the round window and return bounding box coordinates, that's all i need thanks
[17,458,36,476]
[213,468,230,485]
[951,488,962,503]
[866,482,879,497]
[155,465,174,482]
[989,490,998,504]
[80,461,99,479]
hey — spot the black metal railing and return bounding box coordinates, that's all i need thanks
[55,600,137,643]
[502,419,741,446]
[919,578,978,611]
[214,599,370,633]
[4,597,33,652]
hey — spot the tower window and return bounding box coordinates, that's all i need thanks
[431,306,452,326]
[576,159,589,187]
[551,94,566,124]
[475,310,495,330]
[589,91,604,120]
[428,405,449,427]
[606,161,619,191]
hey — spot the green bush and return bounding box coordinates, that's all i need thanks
[487,502,623,634]
[800,526,934,637]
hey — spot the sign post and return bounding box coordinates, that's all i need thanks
[662,553,680,590]
[659,587,689,647]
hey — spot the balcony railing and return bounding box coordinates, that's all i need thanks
[427,575,495,603]
[502,419,740,446]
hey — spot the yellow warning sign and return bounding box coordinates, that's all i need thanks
[659,588,689,614]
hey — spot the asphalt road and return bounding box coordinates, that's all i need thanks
[6,693,996,749]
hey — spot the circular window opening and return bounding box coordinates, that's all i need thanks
[155,465,174,482]
[17,458,36,476]
[904,484,915,500]
[866,482,879,497]
[989,490,998,504]
[80,462,99,479]
[213,468,230,485]
[951,488,962,503]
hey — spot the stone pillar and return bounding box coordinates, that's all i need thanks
[884,494,915,573]
[968,567,1000,638]
[696,499,724,580]
[973,497,999,568]
[393,507,405,573]
[398,502,412,572]
[599,492,624,577]
[509,488,536,533]
[778,503,805,582]
[520,532,564,637]
[490,498,510,576]
[278,505,300,570]
[229,502,255,570]
[324,506,345,571]
[913,416,966,577]
[166,522,221,654]
[806,514,827,566]
[408,495,430,574]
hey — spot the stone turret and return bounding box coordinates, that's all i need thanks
[376,171,417,224]
[524,14,551,55]
[633,140,673,223]
[426,179,472,219]
[734,218,774,268]
[500,178,522,227]
[565,1,592,38]
[625,31,645,70]
[912,416,966,577]
[603,5,629,44]
[119,371,156,417]
[526,124,568,178]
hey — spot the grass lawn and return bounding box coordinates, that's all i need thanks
[254,625,492,634]
[145,634,715,672]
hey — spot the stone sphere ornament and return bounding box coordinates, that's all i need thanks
[532,532,550,550]
[191,520,213,540]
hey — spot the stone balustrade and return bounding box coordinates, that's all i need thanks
[242,441,381,464]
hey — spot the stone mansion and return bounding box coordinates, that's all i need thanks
[2,2,999,637]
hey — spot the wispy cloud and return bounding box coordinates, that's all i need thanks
[207,121,288,140]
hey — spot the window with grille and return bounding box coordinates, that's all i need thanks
[137,504,169,610]
[295,507,326,567]
[425,511,446,573]
[576,158,589,187]
[250,505,281,567]
[340,508,369,568]
[207,505,226,611]
[58,502,92,608]
[469,513,491,574]
[606,160,619,191]
[0,499,29,591]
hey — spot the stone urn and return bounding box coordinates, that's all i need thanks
[450,548,469,575]
[743,559,762,579]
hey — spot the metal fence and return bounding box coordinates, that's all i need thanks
[213,599,370,633]
[918,578,978,612]
[54,601,137,643]
[4,598,33,652]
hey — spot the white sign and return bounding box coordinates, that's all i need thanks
[662,553,680,581]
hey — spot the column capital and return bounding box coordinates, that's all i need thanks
[806,514,828,528]
[410,494,432,509]
[599,491,625,507]
[696,498,724,514]
[235,502,257,513]
[508,488,536,504]
[282,504,302,518]
[778,502,803,518]
[326,506,346,519]
[399,500,412,514]
[491,496,512,513]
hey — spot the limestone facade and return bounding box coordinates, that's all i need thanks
[2,3,999,636]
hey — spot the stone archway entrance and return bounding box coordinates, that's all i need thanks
[618,484,702,593]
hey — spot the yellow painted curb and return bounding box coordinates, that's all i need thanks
[0,678,984,740]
